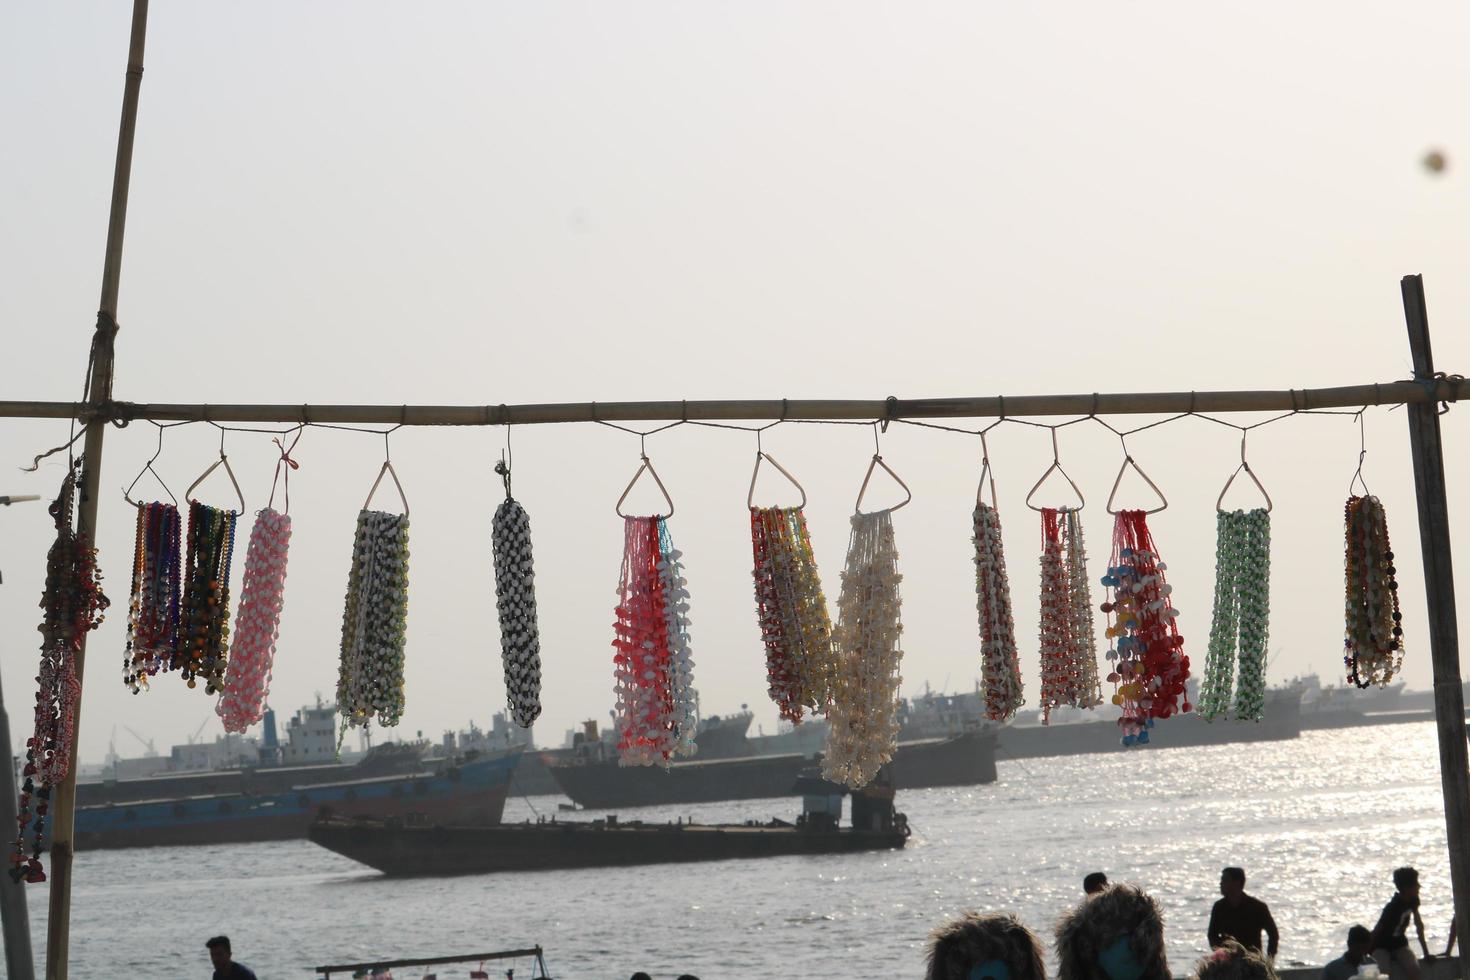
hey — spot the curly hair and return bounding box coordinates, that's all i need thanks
[926,911,1048,980]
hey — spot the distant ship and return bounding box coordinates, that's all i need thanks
[70,702,521,849]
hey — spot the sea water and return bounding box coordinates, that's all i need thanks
[20,722,1454,978]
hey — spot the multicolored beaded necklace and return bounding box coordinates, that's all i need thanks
[974,496,1023,723]
[1344,495,1403,688]
[822,508,905,789]
[337,509,411,739]
[122,500,181,693]
[1198,509,1271,722]
[173,500,238,693]
[612,515,697,766]
[751,505,836,723]
[1037,507,1102,723]
[1101,510,1190,745]
[11,458,108,884]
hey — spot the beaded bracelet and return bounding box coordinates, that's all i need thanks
[1038,508,1102,723]
[822,510,905,789]
[974,502,1023,722]
[751,505,836,723]
[1101,510,1190,746]
[337,510,411,741]
[122,500,181,693]
[1198,509,1271,722]
[1344,495,1403,688]
[216,507,292,733]
[492,485,543,730]
[612,516,698,766]
[11,459,108,884]
[174,500,238,694]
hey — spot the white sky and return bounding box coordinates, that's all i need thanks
[3,2,1470,768]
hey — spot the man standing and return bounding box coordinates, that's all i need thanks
[1322,925,1373,980]
[206,936,257,980]
[1370,867,1433,980]
[1207,867,1280,960]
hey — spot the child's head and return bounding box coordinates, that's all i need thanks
[925,912,1047,980]
[1055,883,1170,980]
[1191,940,1278,980]
[1392,867,1420,897]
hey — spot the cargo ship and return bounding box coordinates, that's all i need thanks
[74,749,522,849]
[308,775,910,877]
[546,730,996,809]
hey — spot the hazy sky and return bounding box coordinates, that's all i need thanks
[3,3,1470,769]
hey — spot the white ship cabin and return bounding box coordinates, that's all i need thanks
[283,703,340,763]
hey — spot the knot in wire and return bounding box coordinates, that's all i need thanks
[1412,370,1465,415]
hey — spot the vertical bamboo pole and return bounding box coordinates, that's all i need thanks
[1400,274,1470,980]
[44,3,148,977]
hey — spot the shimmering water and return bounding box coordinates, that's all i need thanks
[21,723,1456,978]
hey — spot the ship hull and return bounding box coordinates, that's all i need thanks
[309,816,907,877]
[73,752,520,850]
[547,732,996,809]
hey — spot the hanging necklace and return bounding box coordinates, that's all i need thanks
[1037,507,1102,723]
[122,500,181,692]
[1344,495,1402,687]
[1198,508,1271,721]
[491,458,542,729]
[748,451,835,724]
[611,454,696,767]
[822,451,910,790]
[218,437,299,732]
[11,458,108,884]
[175,500,238,693]
[974,495,1023,722]
[1102,509,1189,745]
[338,455,411,743]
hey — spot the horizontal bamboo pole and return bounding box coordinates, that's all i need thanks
[0,379,1463,427]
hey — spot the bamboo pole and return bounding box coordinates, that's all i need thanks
[1,377,1466,430]
[1400,275,1470,980]
[45,2,148,977]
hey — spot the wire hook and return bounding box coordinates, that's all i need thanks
[1025,427,1085,512]
[1216,430,1272,513]
[748,451,808,510]
[976,429,998,509]
[1349,411,1372,497]
[855,453,912,515]
[1106,433,1168,515]
[616,452,675,519]
[123,423,178,507]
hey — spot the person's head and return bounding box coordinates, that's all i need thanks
[925,911,1047,980]
[1084,873,1109,896]
[1346,925,1373,960]
[1055,883,1170,980]
[675,975,701,980]
[1191,940,1278,980]
[1392,867,1420,898]
[1219,868,1246,900]
[629,974,652,980]
[206,936,232,971]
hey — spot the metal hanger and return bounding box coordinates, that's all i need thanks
[616,454,675,519]
[747,451,807,510]
[1217,432,1272,513]
[1025,428,1085,512]
[1106,453,1168,515]
[1348,411,1372,498]
[186,428,245,513]
[975,430,998,509]
[855,455,912,514]
[123,424,177,508]
[363,429,410,515]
